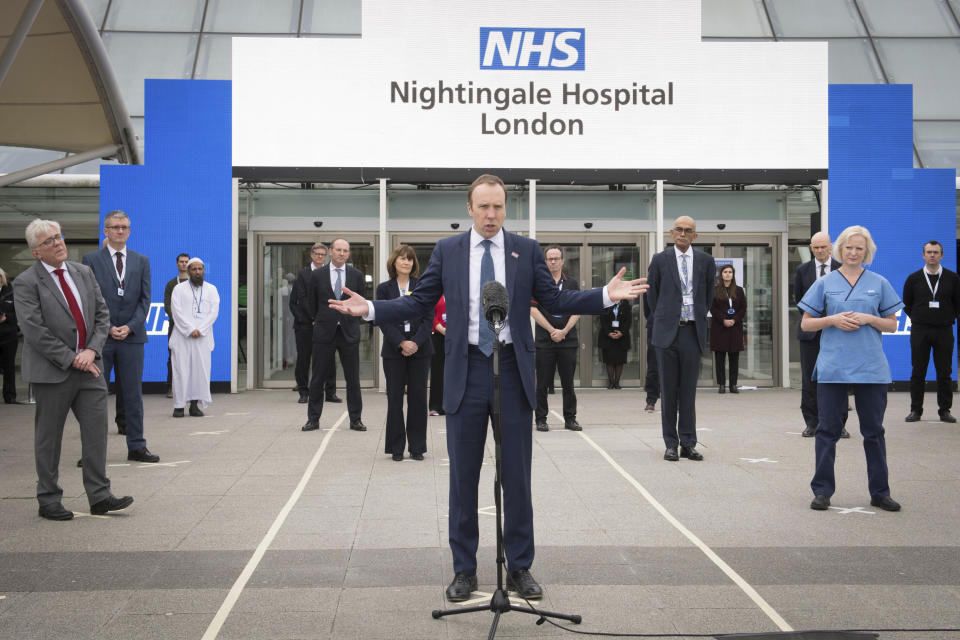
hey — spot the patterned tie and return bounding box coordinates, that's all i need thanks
[334,268,343,300]
[478,239,495,356]
[115,251,124,285]
[819,263,826,278]
[680,253,694,322]
[53,268,86,350]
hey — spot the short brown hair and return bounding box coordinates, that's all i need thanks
[467,174,506,205]
[386,244,420,280]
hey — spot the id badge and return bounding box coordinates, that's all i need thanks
[682,293,694,306]
[117,287,124,297]
[929,300,941,309]
[611,320,620,328]
[726,307,736,315]
[441,313,447,322]
[404,321,411,332]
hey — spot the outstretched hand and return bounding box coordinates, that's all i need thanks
[606,267,648,302]
[328,285,369,316]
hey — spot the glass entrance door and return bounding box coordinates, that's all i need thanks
[589,243,643,387]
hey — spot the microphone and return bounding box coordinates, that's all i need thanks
[481,281,509,334]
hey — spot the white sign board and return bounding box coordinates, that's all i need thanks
[233,0,827,171]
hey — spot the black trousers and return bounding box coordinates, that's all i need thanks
[535,346,577,421]
[295,323,335,396]
[0,337,17,402]
[645,322,659,403]
[429,332,445,412]
[383,355,429,455]
[909,324,955,415]
[714,351,739,388]
[307,327,362,423]
[656,324,700,449]
[799,336,848,430]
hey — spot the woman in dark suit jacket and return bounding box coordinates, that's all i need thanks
[598,299,632,389]
[710,264,746,394]
[0,267,20,403]
[375,245,434,461]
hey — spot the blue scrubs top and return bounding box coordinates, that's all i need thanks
[798,269,904,384]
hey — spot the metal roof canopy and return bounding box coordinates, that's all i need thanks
[0,0,140,187]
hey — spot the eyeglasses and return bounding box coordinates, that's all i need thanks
[546,257,563,262]
[105,225,130,231]
[673,227,695,235]
[37,234,65,248]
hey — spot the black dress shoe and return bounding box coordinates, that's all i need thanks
[718,386,725,394]
[297,393,308,404]
[301,421,319,432]
[189,401,204,417]
[349,420,367,431]
[801,426,816,437]
[77,459,82,468]
[326,394,343,403]
[645,402,656,413]
[729,386,740,394]
[38,503,74,521]
[870,495,901,511]
[391,452,404,461]
[535,420,549,432]
[663,447,679,461]
[412,452,424,461]
[940,410,957,423]
[445,572,477,602]
[127,448,160,463]
[839,427,851,438]
[810,494,830,510]
[173,408,185,418]
[117,424,126,435]
[680,446,703,461]
[564,419,582,431]
[90,495,134,515]
[506,569,543,599]
[905,411,922,422]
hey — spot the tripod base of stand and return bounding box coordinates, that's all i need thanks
[432,588,580,638]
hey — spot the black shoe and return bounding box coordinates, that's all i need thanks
[810,494,830,510]
[116,424,126,435]
[173,408,185,418]
[128,448,159,463]
[547,387,555,395]
[718,386,725,394]
[870,495,901,511]
[77,459,82,468]
[301,421,319,432]
[38,503,74,520]
[326,394,343,403]
[536,420,549,432]
[506,569,543,600]
[801,426,816,437]
[664,447,679,461]
[90,495,134,515]
[613,383,622,389]
[729,386,740,394]
[445,572,478,602]
[645,402,656,413]
[905,411,921,422]
[412,452,424,461]
[680,446,703,461]
[564,419,582,431]
[940,411,957,423]
[391,452,404,461]
[349,420,367,431]
[839,427,851,438]
[298,393,308,404]
[189,401,204,417]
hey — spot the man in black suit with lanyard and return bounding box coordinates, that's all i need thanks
[794,231,848,438]
[301,238,366,432]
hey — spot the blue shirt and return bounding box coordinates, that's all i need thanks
[798,269,903,384]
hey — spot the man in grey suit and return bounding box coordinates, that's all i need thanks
[83,210,159,463]
[646,215,716,462]
[13,219,133,521]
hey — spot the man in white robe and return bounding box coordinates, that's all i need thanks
[169,258,219,417]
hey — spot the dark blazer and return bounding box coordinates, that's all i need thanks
[309,263,364,344]
[709,285,746,352]
[646,247,716,352]
[0,284,17,343]
[289,266,314,326]
[902,267,960,327]
[371,230,604,414]
[794,258,841,341]
[375,277,434,360]
[597,298,632,352]
[82,246,151,344]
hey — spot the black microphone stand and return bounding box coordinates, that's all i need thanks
[432,317,582,638]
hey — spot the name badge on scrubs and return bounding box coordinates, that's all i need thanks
[682,293,694,306]
[930,301,941,309]
[611,320,620,328]
[404,321,411,332]
[117,287,124,297]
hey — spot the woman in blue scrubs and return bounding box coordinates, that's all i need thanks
[798,225,903,512]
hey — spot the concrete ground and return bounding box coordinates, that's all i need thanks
[0,386,958,640]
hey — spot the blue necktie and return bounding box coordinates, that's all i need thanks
[478,239,495,356]
[334,268,343,300]
[680,254,694,321]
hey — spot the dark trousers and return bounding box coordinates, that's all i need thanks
[656,324,700,449]
[307,327,361,423]
[446,345,533,574]
[0,337,17,402]
[812,383,890,499]
[909,324,955,415]
[798,337,820,430]
[535,346,577,421]
[429,332,445,412]
[102,340,145,451]
[384,355,429,455]
[714,351,740,388]
[645,323,659,403]
[295,324,335,396]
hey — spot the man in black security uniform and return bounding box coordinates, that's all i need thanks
[163,253,190,398]
[903,240,960,423]
[289,242,339,405]
[531,246,581,432]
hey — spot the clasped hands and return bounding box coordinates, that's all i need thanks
[72,349,100,377]
[832,311,874,331]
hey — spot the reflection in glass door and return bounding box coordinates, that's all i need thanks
[590,244,641,386]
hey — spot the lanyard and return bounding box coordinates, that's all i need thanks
[112,249,125,288]
[191,284,204,313]
[924,268,941,299]
[728,295,733,308]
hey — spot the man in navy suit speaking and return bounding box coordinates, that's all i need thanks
[329,174,646,603]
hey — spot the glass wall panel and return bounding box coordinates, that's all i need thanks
[664,191,785,222]
[0,147,63,173]
[915,121,960,170]
[102,33,199,116]
[205,0,300,33]
[590,245,641,386]
[701,0,772,37]
[302,0,363,34]
[80,0,110,28]
[721,244,774,385]
[818,38,885,84]
[535,190,654,221]
[859,0,959,36]
[195,34,236,80]
[767,0,866,36]
[875,38,960,119]
[387,189,529,223]
[250,188,379,219]
[104,0,205,32]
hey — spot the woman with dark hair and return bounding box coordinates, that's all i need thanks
[710,264,746,394]
[0,266,20,403]
[375,245,434,461]
[598,298,631,389]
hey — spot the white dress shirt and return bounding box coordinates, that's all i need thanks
[329,264,346,292]
[108,245,127,286]
[674,246,693,293]
[468,227,512,345]
[42,261,83,351]
[815,259,832,280]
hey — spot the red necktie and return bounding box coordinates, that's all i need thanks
[53,268,86,350]
[116,251,124,286]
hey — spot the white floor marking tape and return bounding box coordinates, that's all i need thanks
[200,411,347,640]
[577,431,793,633]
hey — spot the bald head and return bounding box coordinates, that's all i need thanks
[669,216,698,252]
[810,232,832,263]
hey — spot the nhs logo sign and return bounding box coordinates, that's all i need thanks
[480,28,585,70]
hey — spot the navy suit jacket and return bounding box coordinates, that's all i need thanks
[794,258,841,341]
[81,246,151,344]
[309,263,364,344]
[372,230,604,414]
[375,277,434,360]
[646,247,716,353]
